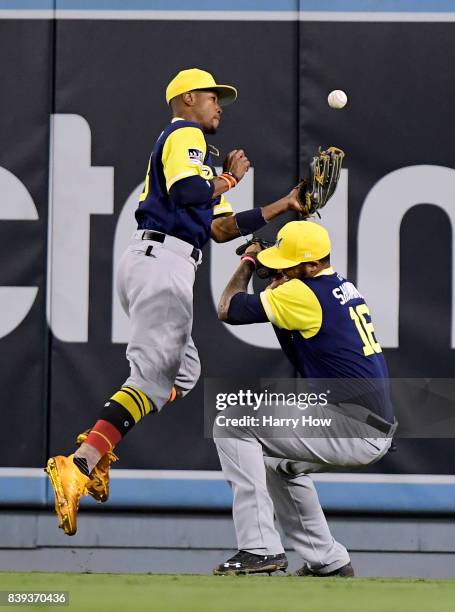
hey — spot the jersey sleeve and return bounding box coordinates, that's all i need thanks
[259,279,322,337]
[162,127,208,191]
[226,292,268,325]
[213,194,234,217]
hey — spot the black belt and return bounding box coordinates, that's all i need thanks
[365,413,395,435]
[141,230,200,262]
[336,402,396,435]
[141,230,165,243]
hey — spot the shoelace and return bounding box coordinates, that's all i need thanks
[89,450,119,493]
[107,450,119,463]
[226,551,253,565]
[91,450,118,477]
[90,480,104,493]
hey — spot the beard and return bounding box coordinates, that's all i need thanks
[203,124,218,135]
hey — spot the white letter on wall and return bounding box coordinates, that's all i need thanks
[0,167,38,338]
[210,169,279,349]
[112,183,142,343]
[47,114,114,342]
[358,165,455,348]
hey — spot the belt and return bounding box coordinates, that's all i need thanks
[336,402,397,436]
[364,413,396,435]
[139,230,200,263]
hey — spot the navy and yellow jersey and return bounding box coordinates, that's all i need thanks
[227,268,393,421]
[135,118,233,249]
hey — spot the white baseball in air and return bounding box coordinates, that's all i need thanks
[328,89,348,109]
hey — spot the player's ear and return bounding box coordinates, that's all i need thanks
[182,91,196,107]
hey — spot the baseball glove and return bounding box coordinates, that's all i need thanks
[235,237,275,279]
[235,237,274,256]
[297,146,345,218]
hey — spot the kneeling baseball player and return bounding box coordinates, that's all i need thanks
[213,220,397,576]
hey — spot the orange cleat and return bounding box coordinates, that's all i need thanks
[45,454,89,536]
[75,430,118,503]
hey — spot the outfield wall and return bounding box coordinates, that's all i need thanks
[1,2,455,505]
[2,511,455,577]
[2,469,455,513]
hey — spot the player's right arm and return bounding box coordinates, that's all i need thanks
[217,256,269,323]
[218,255,322,338]
[161,126,214,205]
[161,127,249,206]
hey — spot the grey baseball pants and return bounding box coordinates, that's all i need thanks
[116,232,202,410]
[214,406,393,574]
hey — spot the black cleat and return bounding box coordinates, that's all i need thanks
[213,551,288,576]
[295,561,354,577]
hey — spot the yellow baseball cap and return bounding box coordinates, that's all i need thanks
[257,221,331,269]
[166,68,237,106]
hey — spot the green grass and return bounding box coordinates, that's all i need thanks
[0,573,454,612]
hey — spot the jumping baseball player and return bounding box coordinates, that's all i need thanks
[213,220,397,576]
[45,68,304,536]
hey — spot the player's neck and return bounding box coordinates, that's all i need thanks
[172,110,199,125]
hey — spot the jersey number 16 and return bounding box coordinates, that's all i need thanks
[349,304,382,356]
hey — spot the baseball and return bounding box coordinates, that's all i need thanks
[328,89,348,109]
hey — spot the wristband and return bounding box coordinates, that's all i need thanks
[219,172,237,189]
[218,174,234,190]
[240,255,257,268]
[223,170,239,184]
[235,207,266,235]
